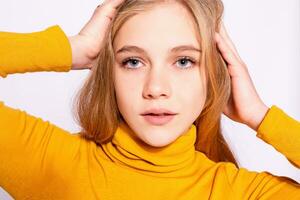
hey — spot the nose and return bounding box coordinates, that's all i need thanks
[142,68,171,100]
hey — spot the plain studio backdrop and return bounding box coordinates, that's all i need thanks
[0,0,299,199]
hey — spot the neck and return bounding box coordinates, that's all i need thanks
[100,121,197,176]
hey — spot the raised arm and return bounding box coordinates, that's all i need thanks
[0,25,72,77]
[215,24,300,168]
[0,0,125,198]
[0,24,75,198]
[215,23,300,198]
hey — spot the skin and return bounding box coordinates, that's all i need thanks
[69,0,125,69]
[69,0,269,140]
[215,25,269,131]
[113,2,206,147]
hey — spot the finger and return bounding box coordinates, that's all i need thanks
[219,23,238,55]
[96,0,125,20]
[215,33,241,68]
[80,0,125,38]
[102,0,125,10]
[219,22,242,61]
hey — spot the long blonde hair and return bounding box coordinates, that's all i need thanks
[73,0,238,167]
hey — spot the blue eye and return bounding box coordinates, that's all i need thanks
[121,56,196,70]
[176,57,196,69]
[121,57,142,70]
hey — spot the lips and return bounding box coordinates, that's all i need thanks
[145,113,173,116]
[140,108,177,116]
[141,108,177,125]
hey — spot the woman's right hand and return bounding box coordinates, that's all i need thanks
[69,0,125,70]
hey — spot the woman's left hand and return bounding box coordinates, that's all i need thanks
[215,23,269,131]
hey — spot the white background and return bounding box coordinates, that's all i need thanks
[0,0,299,199]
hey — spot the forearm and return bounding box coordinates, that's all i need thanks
[0,25,72,78]
[256,105,300,168]
[246,103,269,131]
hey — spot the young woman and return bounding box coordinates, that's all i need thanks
[0,0,299,199]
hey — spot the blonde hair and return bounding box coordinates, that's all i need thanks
[73,0,238,167]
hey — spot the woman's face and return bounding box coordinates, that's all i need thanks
[113,2,207,147]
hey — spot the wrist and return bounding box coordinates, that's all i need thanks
[246,103,269,131]
[68,35,81,69]
[68,35,93,70]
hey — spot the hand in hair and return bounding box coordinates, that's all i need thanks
[69,0,125,70]
[215,23,269,131]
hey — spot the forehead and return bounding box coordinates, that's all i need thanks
[113,2,201,53]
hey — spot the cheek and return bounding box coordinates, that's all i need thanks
[114,68,142,114]
[183,84,206,111]
[114,66,143,92]
[177,70,207,115]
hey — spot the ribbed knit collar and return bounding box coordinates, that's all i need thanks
[101,121,197,174]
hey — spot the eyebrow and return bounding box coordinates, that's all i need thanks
[116,45,202,55]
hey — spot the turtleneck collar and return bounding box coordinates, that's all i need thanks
[100,121,197,174]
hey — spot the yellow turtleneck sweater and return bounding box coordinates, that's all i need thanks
[0,25,299,200]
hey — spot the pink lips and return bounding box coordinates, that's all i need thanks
[140,108,177,125]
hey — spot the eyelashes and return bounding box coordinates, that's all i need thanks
[121,57,142,69]
[121,56,197,70]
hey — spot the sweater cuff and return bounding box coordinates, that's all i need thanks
[41,25,72,72]
[256,105,282,139]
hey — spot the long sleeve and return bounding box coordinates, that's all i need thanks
[256,105,300,168]
[223,105,300,199]
[0,25,72,77]
[1,25,300,199]
[0,26,79,199]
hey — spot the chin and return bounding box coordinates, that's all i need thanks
[145,141,171,148]
[141,131,177,148]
